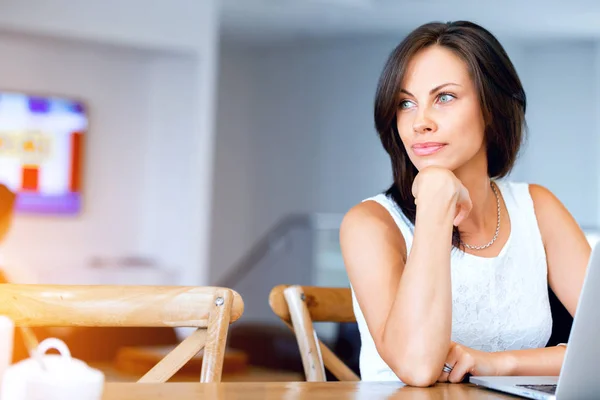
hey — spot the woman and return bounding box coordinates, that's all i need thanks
[340,21,590,387]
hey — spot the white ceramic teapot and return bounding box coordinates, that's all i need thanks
[1,337,104,400]
[0,316,13,387]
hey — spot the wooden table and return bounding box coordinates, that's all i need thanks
[102,381,519,399]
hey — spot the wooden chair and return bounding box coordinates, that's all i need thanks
[0,284,243,383]
[268,285,359,382]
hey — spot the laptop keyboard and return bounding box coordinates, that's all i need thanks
[516,384,557,395]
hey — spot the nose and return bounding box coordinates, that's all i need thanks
[413,109,437,134]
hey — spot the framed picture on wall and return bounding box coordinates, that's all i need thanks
[0,91,87,216]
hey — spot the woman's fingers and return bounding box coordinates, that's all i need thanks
[438,361,456,382]
[448,352,474,383]
[438,344,460,382]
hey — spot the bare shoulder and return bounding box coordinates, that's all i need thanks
[340,199,405,248]
[528,182,589,254]
[528,183,576,234]
[340,199,407,272]
[341,200,401,236]
[528,183,563,213]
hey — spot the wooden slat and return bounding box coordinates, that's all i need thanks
[0,285,244,327]
[284,286,326,382]
[269,285,355,323]
[114,346,248,377]
[269,284,360,382]
[281,319,359,381]
[200,289,233,383]
[138,328,208,383]
[0,284,244,383]
[319,342,360,382]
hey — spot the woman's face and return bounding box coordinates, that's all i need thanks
[396,45,487,173]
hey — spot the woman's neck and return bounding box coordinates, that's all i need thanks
[454,161,497,234]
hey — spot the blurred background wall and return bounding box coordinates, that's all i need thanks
[0,1,597,312]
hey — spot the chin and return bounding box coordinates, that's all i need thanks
[413,157,456,171]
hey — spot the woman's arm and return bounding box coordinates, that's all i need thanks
[504,185,590,373]
[440,184,589,383]
[530,184,590,316]
[439,341,567,383]
[341,167,467,386]
[500,345,567,376]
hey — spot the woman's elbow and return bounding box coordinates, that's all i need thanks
[378,342,440,387]
[393,364,439,387]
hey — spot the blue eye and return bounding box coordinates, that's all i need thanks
[438,93,456,103]
[399,100,414,110]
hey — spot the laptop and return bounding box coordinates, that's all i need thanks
[470,241,600,400]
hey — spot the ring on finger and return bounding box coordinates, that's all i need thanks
[442,363,453,374]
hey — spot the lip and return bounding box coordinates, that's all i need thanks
[411,142,447,156]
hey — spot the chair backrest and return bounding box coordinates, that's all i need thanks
[268,284,359,382]
[0,284,244,383]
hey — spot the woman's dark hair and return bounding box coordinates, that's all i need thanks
[374,20,527,248]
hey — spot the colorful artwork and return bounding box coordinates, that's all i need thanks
[0,92,87,215]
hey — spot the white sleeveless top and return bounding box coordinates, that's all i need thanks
[351,180,553,382]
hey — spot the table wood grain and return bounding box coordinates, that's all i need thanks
[102,381,519,399]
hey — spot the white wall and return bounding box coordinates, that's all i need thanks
[0,0,208,53]
[597,43,600,225]
[0,1,221,286]
[211,36,600,280]
[211,38,396,282]
[138,55,198,282]
[516,41,599,228]
[307,39,406,212]
[0,33,198,283]
[0,33,147,280]
[209,46,259,284]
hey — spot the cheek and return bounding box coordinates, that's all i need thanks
[442,105,485,145]
[396,115,413,143]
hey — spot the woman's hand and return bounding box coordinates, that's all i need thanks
[438,342,513,383]
[411,166,472,226]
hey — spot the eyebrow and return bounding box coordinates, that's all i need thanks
[400,82,462,97]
